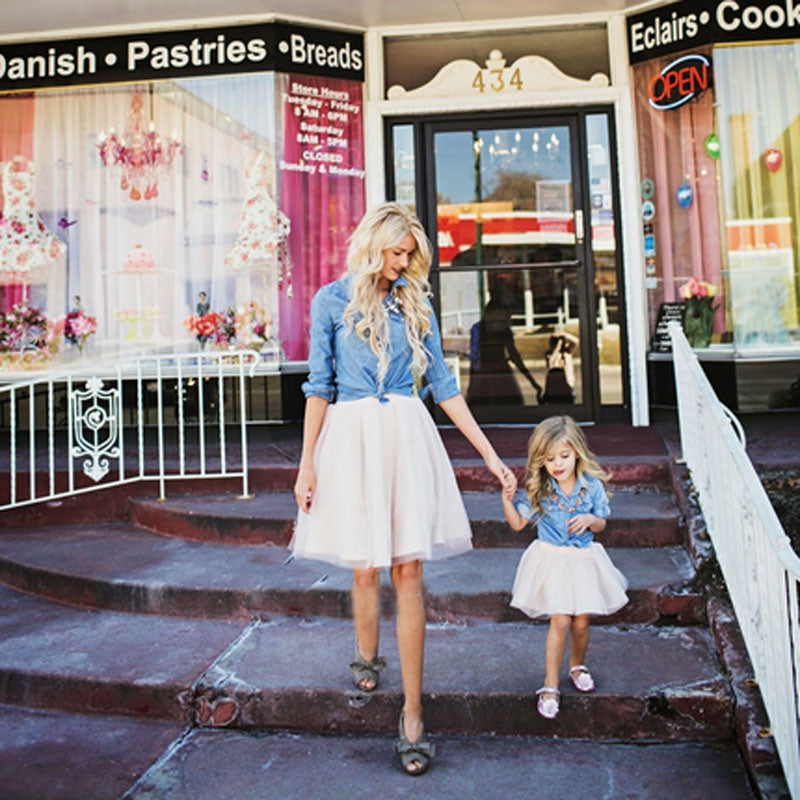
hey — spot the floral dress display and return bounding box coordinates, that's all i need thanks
[0,158,65,279]
[224,151,291,290]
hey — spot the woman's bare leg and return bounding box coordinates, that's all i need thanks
[351,567,380,689]
[392,559,426,772]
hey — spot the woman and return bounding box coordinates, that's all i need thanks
[292,202,515,776]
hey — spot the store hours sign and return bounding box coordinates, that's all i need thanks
[0,21,364,92]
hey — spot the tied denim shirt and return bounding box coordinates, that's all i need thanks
[301,274,460,404]
[512,474,610,549]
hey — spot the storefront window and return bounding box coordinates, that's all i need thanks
[714,43,800,350]
[631,46,726,349]
[0,70,365,368]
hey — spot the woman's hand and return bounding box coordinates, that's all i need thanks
[487,454,517,498]
[294,462,317,512]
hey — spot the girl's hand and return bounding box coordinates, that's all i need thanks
[568,513,596,535]
[487,454,517,497]
[294,463,316,512]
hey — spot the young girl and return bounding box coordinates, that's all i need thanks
[501,415,628,719]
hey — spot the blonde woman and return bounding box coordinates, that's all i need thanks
[293,202,516,776]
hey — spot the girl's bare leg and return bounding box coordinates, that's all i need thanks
[392,559,426,772]
[543,614,571,700]
[351,567,380,689]
[569,614,591,668]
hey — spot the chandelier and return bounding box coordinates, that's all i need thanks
[97,91,182,201]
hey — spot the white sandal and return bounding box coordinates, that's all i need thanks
[569,665,595,693]
[535,687,560,719]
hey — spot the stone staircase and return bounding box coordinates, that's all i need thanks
[0,450,766,798]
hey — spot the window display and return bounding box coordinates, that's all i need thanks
[0,26,365,370]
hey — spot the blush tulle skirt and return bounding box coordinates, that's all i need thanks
[291,394,473,570]
[511,539,629,619]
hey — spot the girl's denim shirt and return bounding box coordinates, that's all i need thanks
[512,474,610,549]
[302,275,459,405]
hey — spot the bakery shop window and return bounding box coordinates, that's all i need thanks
[0,72,365,367]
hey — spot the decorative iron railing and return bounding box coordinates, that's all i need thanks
[0,350,259,510]
[670,321,800,796]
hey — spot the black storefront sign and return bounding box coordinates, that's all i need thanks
[628,0,800,64]
[0,21,364,92]
[650,302,686,353]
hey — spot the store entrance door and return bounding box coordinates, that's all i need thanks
[387,109,627,423]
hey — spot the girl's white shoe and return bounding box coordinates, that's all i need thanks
[535,687,560,719]
[569,665,595,693]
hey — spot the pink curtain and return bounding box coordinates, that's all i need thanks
[633,48,725,335]
[0,94,34,311]
[277,74,366,361]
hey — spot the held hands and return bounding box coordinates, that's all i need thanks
[294,463,316,513]
[487,454,517,498]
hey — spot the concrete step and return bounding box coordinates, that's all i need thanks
[0,706,755,800]
[129,486,683,549]
[129,731,755,800]
[0,524,702,624]
[0,584,731,742]
[0,704,186,800]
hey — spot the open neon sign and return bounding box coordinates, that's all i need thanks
[648,53,711,110]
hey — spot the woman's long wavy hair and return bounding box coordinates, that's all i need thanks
[525,416,609,514]
[343,202,433,381]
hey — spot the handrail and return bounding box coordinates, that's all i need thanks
[0,350,259,510]
[669,321,800,796]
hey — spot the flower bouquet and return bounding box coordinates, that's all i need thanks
[679,277,719,348]
[212,306,238,350]
[235,300,273,351]
[62,308,98,352]
[0,303,62,369]
[183,310,222,349]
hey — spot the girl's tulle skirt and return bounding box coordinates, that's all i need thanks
[291,393,472,570]
[511,539,629,619]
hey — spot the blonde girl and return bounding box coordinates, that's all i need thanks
[293,202,516,775]
[501,415,628,720]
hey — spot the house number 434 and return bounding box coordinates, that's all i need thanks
[472,67,523,93]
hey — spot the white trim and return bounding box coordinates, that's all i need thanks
[364,28,386,209]
[375,12,612,39]
[609,11,650,426]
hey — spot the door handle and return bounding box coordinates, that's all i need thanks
[574,209,584,243]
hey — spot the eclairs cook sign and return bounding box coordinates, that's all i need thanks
[628,0,800,64]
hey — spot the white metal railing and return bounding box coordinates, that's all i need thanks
[670,321,800,796]
[0,350,259,510]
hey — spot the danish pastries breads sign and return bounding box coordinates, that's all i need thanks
[628,0,800,64]
[0,21,364,91]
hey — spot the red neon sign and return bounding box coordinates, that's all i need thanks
[648,53,711,111]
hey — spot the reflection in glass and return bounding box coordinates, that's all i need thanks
[714,43,800,350]
[391,124,416,213]
[439,268,582,408]
[434,126,574,268]
[586,113,623,405]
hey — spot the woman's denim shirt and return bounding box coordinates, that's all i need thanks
[302,275,459,404]
[512,474,610,549]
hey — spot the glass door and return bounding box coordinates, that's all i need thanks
[387,110,626,423]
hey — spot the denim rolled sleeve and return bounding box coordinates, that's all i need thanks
[422,304,459,404]
[512,489,534,521]
[301,286,336,402]
[589,478,611,519]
